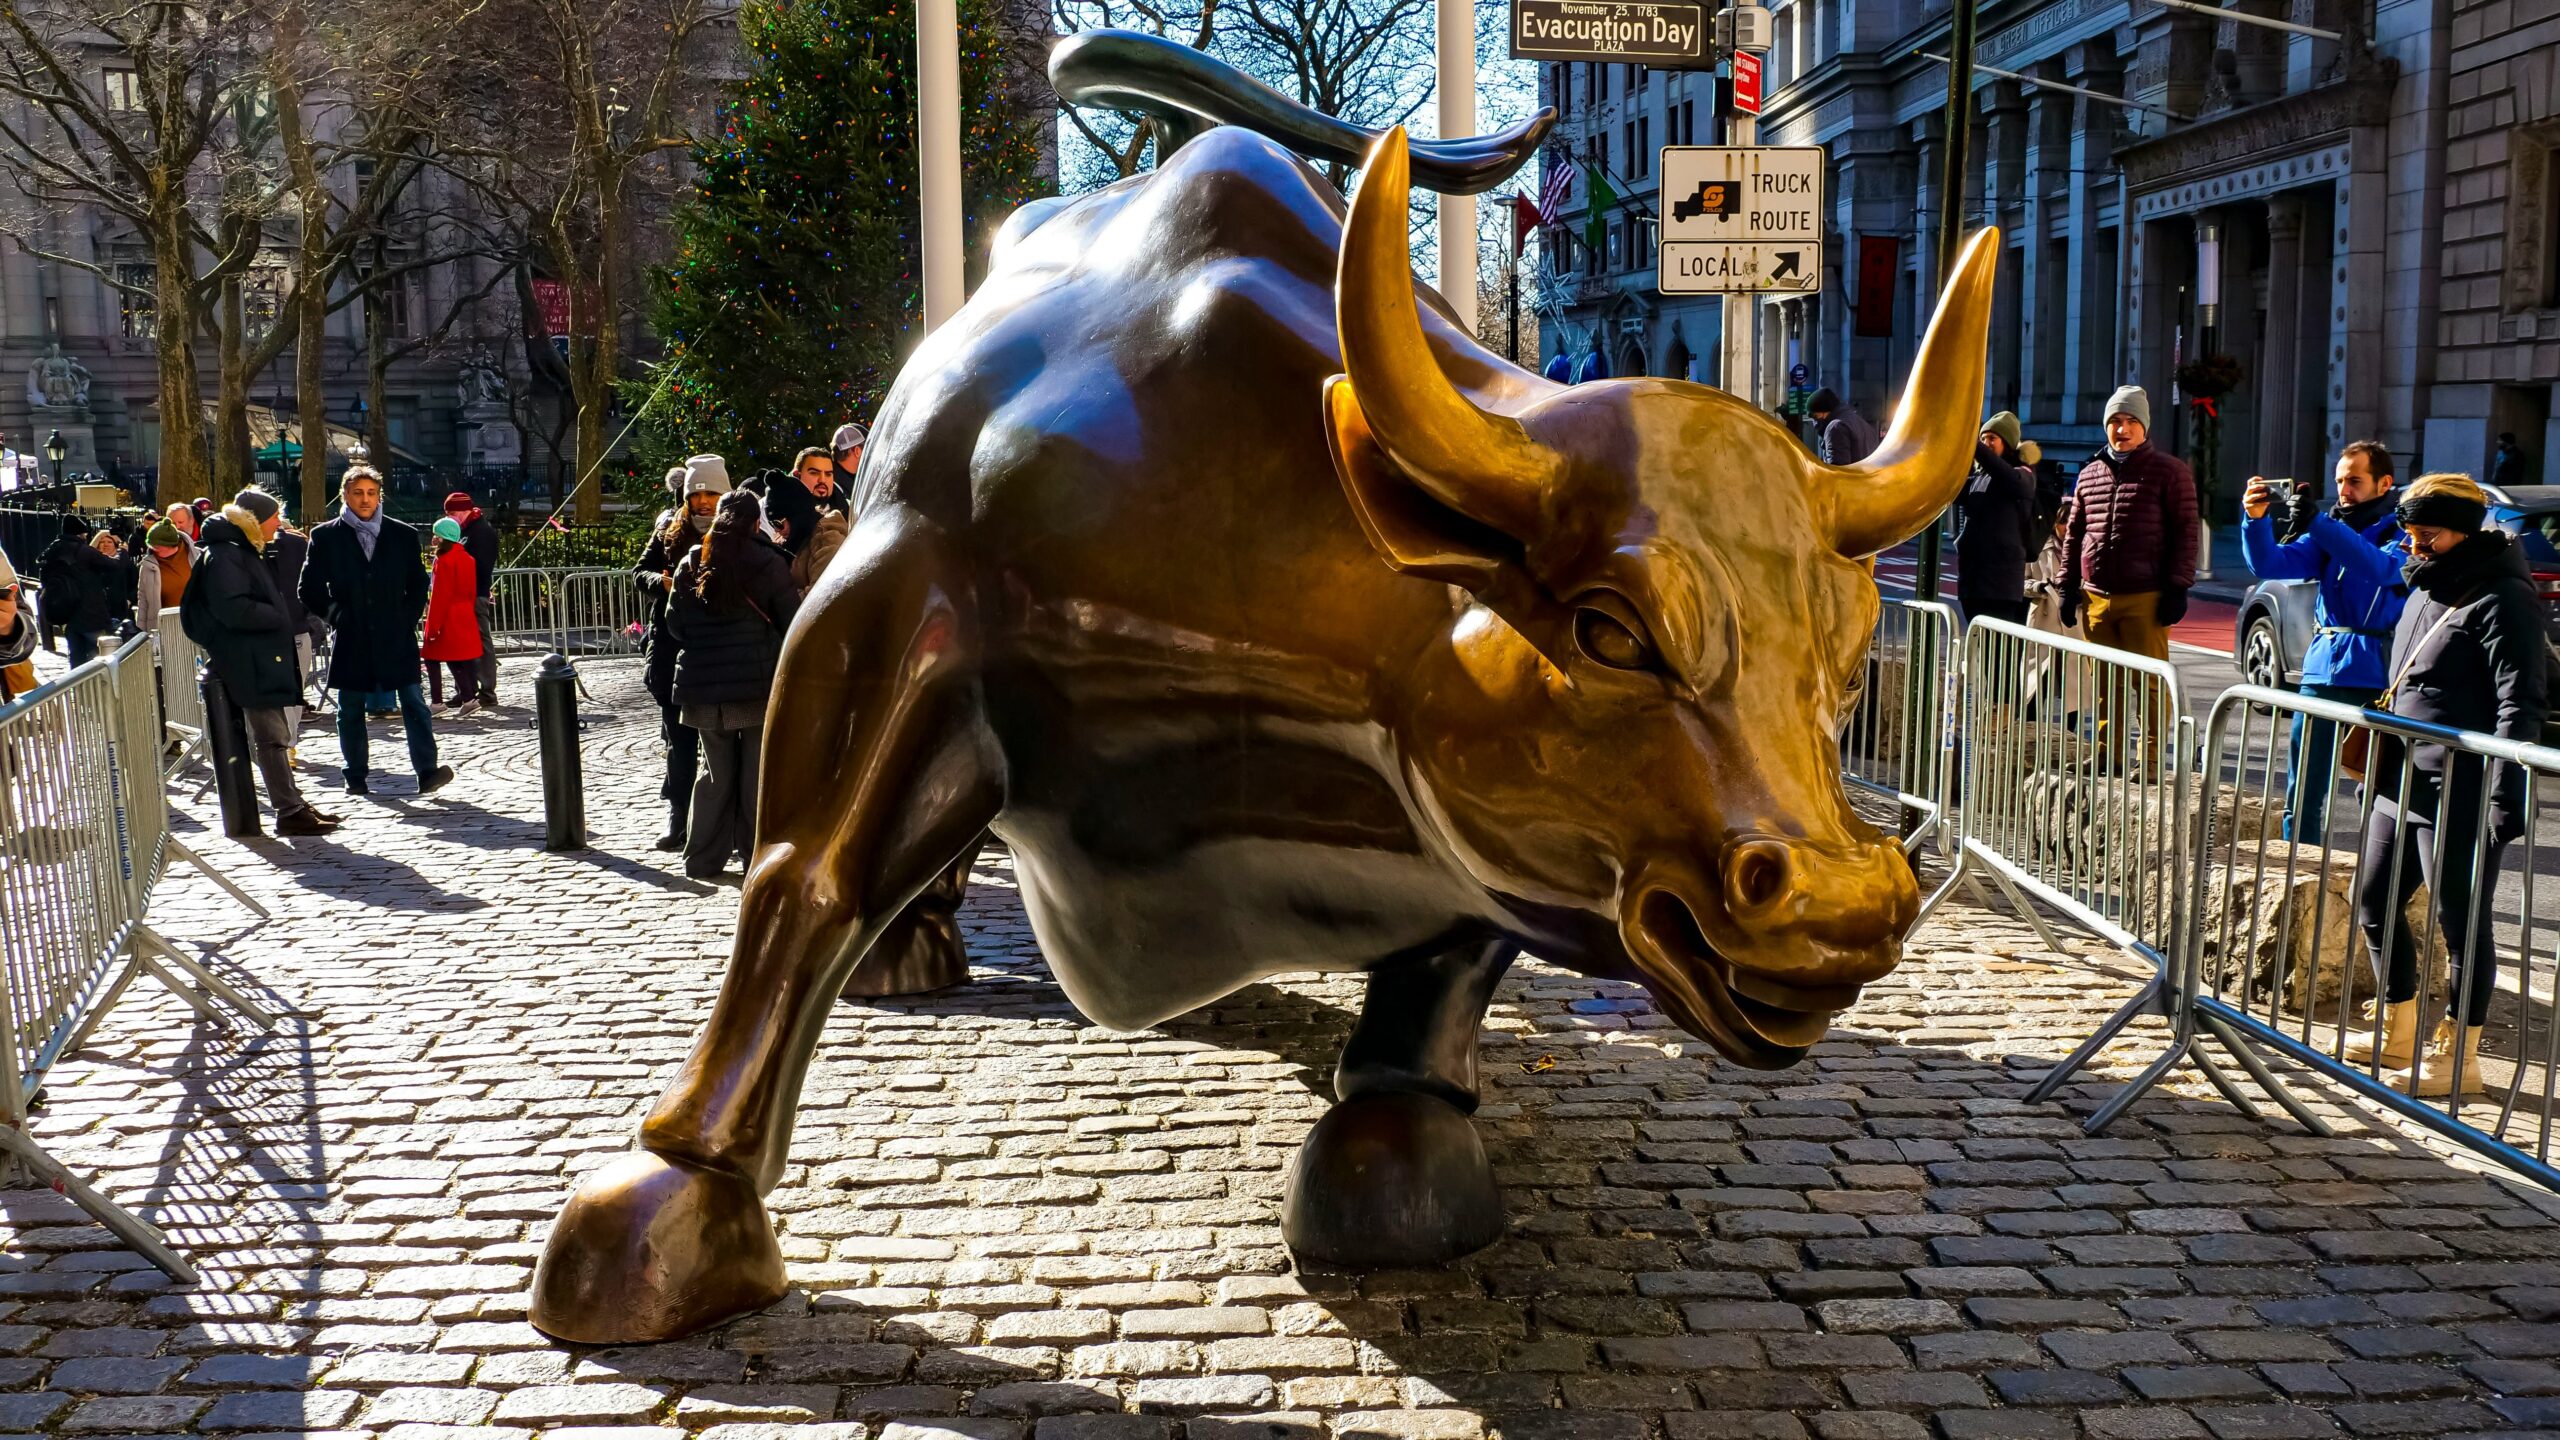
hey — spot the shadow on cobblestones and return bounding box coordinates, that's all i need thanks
[7,664,2560,1439]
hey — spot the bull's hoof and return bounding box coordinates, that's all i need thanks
[1282,1090,1503,1269]
[529,1151,787,1343]
[842,913,971,998]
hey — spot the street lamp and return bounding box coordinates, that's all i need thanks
[348,396,370,465]
[2196,219,2222,339]
[44,429,66,487]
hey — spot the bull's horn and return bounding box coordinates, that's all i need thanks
[1336,127,1555,538]
[1823,227,2001,559]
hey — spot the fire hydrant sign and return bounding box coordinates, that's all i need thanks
[1508,0,1712,65]
[1657,145,1823,293]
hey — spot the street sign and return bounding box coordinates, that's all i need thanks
[1657,145,1823,294]
[1731,50,1763,114]
[1509,0,1713,66]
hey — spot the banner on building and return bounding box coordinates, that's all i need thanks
[531,278,572,338]
[1854,235,1897,339]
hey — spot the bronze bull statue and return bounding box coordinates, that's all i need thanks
[531,36,1997,1343]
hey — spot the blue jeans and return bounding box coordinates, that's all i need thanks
[2286,682,2383,842]
[64,629,98,667]
[337,684,437,783]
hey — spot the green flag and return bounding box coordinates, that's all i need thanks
[1582,164,1616,256]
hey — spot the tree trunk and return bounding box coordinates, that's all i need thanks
[274,22,332,521]
[151,217,209,505]
[214,277,252,498]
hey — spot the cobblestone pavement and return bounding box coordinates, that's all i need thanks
[16,659,2560,1440]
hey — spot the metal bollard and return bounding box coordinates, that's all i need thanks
[199,674,261,837]
[536,652,586,851]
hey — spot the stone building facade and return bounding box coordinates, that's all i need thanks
[1539,0,2500,506]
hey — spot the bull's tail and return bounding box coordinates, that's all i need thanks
[1049,29,1552,196]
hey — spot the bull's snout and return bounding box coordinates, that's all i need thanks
[1620,833,1921,1068]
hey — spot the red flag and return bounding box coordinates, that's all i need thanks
[1510,196,1538,261]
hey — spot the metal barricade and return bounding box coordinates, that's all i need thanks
[1840,598,1958,856]
[1912,618,2312,1126]
[152,612,206,775]
[2093,685,2560,1186]
[488,567,581,657]
[0,634,272,1280]
[557,569,647,657]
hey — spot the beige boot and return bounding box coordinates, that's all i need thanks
[2342,999,2418,1067]
[2394,1022,2489,1098]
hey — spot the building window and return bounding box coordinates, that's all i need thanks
[1683,100,1696,147]
[1552,63,1568,116]
[102,69,140,113]
[2505,126,2560,312]
[244,266,285,342]
[116,262,154,339]
[1638,115,1651,175]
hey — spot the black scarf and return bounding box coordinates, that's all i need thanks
[2403,528,2515,597]
[2335,491,2397,534]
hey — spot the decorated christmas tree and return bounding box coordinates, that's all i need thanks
[640,0,1047,472]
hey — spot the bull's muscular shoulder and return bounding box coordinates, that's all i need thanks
[993,128,1350,296]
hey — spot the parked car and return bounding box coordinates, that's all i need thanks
[2232,482,2560,686]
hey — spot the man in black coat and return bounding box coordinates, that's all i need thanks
[299,466,452,798]
[193,491,337,835]
[1956,410,2040,627]
[35,514,120,664]
[760,446,850,558]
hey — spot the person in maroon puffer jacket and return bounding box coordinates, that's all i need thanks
[2061,384,2199,766]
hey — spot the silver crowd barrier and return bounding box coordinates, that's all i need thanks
[0,632,271,1279]
[490,567,646,658]
[1907,618,2331,1127]
[152,612,206,775]
[2085,685,2560,1186]
[1841,598,1958,856]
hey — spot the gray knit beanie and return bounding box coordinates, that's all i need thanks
[2104,385,2151,432]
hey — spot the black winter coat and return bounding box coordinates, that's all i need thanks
[35,534,119,636]
[190,516,304,709]
[2374,530,2551,827]
[1955,441,2039,617]
[666,537,800,713]
[762,473,851,558]
[299,514,427,692]
[634,512,695,705]
[458,515,500,596]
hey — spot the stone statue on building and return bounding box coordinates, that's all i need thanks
[26,343,91,410]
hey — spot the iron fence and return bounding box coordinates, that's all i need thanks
[1840,598,1958,857]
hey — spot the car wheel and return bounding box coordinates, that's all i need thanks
[2241,614,2283,689]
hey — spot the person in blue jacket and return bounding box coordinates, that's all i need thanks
[2240,438,2410,839]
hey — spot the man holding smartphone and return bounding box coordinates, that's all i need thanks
[2240,440,2409,839]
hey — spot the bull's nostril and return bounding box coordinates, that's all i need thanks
[1727,841,1792,917]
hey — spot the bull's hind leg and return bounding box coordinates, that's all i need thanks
[1283,936,1515,1268]
[842,835,985,998]
[531,507,1001,1343]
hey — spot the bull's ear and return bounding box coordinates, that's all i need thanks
[1326,376,1517,592]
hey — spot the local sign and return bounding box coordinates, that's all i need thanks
[1730,50,1763,115]
[1509,0,1713,66]
[1657,145,1823,294]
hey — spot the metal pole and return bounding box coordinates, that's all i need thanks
[1721,104,1755,399]
[1508,220,1522,363]
[1437,0,1478,335]
[917,0,965,332]
[1914,0,1976,604]
[536,652,586,851]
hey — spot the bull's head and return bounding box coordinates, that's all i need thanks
[1325,130,1996,1068]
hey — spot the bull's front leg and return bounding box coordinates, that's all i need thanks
[530,507,1002,1344]
[1283,936,1515,1268]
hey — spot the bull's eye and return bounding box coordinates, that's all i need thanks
[1573,608,1655,671]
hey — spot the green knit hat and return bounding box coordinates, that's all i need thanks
[1983,411,2022,453]
[432,516,464,544]
[145,520,185,548]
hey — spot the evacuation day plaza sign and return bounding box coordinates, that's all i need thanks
[1508,0,1712,65]
[1657,145,1824,294]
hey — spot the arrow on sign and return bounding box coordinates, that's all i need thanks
[1769,251,1803,282]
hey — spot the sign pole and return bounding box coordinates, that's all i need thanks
[917,0,965,332]
[1719,14,1769,403]
[1915,0,1975,602]
[1439,0,1478,335]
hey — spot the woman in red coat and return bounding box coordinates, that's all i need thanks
[422,516,485,710]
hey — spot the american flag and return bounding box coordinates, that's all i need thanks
[1535,150,1574,226]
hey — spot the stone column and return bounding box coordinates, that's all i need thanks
[2062,43,2126,428]
[2257,193,2305,481]
[2332,132,2386,462]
